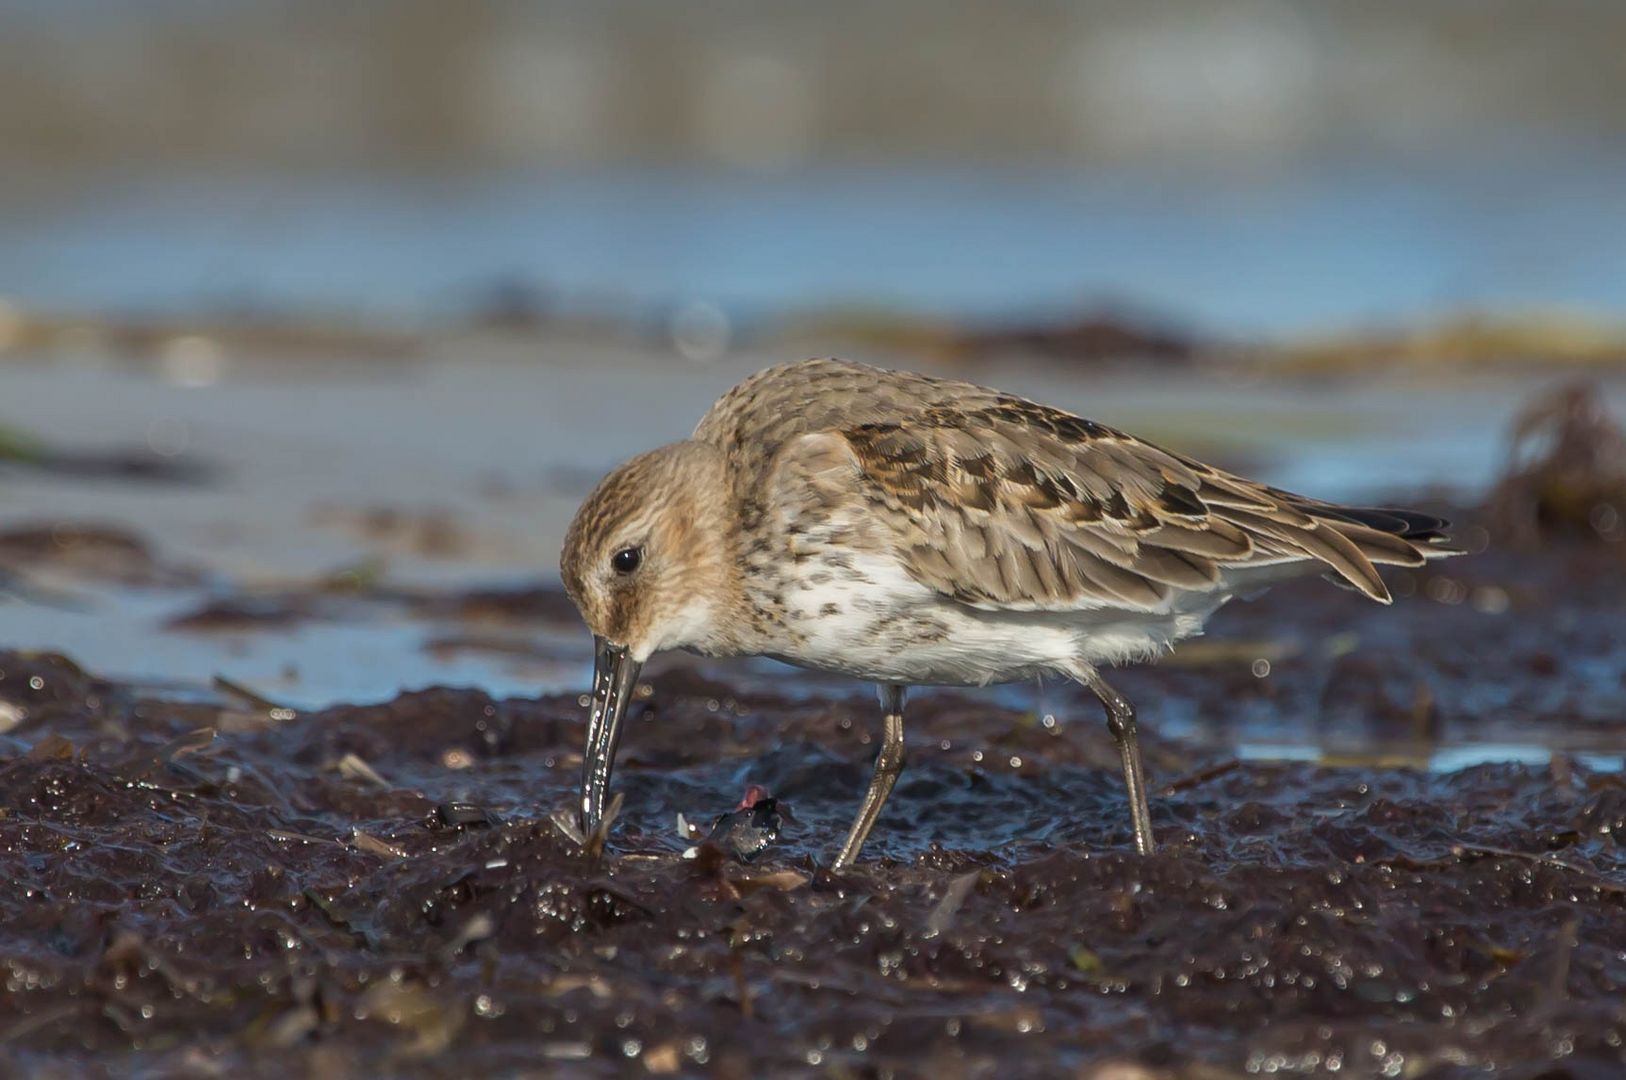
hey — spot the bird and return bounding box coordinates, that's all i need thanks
[559,358,1459,868]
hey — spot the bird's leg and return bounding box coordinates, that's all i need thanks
[1079,668,1157,856]
[832,684,907,870]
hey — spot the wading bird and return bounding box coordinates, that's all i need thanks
[561,359,1457,867]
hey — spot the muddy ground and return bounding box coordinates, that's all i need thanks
[1,375,1624,1079]
[0,508,1624,1079]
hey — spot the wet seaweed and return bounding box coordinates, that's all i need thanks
[1485,380,1626,547]
[0,531,1624,1080]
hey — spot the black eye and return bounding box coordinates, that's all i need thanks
[611,547,642,575]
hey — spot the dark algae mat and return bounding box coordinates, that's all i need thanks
[1,380,1625,1080]
[2,520,1625,1078]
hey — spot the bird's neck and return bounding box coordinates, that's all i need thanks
[691,491,785,659]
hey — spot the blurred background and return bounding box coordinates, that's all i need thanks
[6,0,1626,326]
[1,0,1624,712]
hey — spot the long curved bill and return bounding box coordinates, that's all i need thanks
[579,635,642,839]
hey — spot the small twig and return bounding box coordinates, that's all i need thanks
[351,829,408,859]
[550,809,586,846]
[584,792,623,858]
[212,674,296,716]
[551,791,624,859]
[1451,843,1626,896]
[1161,759,1241,796]
[267,828,343,847]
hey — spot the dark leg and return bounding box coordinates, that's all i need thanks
[1079,668,1156,855]
[832,684,907,870]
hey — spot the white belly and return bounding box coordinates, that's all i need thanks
[770,544,1226,687]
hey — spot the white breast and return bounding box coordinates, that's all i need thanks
[769,543,1226,687]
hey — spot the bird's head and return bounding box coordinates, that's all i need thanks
[560,440,737,661]
[559,439,735,836]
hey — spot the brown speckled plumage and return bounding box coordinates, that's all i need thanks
[693,359,1451,614]
[562,358,1460,867]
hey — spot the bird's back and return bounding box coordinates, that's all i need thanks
[693,359,998,478]
[696,358,1456,624]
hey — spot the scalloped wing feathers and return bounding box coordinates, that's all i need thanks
[696,359,1455,616]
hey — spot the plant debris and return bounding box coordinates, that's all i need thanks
[682,784,789,862]
[1268,310,1626,372]
[1484,380,1626,546]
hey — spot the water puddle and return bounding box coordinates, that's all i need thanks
[1239,741,1625,774]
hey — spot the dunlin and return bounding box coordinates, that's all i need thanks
[561,359,1458,867]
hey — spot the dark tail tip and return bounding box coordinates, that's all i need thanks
[1315,505,1453,543]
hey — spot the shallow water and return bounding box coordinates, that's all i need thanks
[7,159,1626,334]
[1239,742,1625,775]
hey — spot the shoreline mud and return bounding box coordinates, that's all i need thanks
[2,517,1623,1076]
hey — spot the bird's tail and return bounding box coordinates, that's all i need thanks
[1298,503,1464,600]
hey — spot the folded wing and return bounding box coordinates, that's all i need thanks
[777,397,1454,614]
[700,358,1455,615]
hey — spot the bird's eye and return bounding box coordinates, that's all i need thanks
[611,547,642,575]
